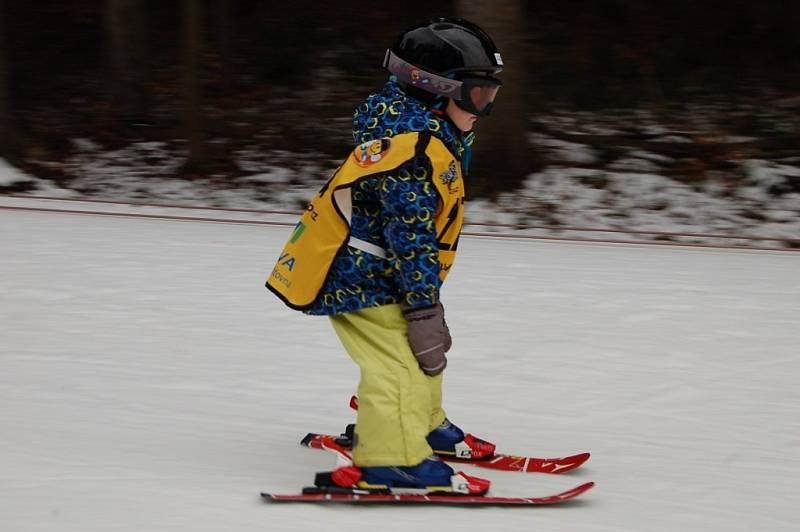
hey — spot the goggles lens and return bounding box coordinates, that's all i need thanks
[458,76,502,116]
[468,84,500,111]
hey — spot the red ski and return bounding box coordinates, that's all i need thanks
[301,433,590,475]
[262,481,594,505]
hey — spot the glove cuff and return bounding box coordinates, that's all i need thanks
[401,301,441,316]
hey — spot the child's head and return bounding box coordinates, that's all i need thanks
[383,18,503,132]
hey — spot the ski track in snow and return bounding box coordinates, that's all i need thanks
[1,206,799,531]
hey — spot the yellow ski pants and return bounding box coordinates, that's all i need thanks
[330,304,447,467]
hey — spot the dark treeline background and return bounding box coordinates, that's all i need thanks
[1,1,799,196]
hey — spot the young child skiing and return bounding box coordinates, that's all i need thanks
[267,17,503,493]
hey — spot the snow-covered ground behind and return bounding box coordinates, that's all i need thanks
[2,111,800,249]
[2,204,799,531]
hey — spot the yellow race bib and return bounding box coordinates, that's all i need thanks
[266,132,464,310]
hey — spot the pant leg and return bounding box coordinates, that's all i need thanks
[330,304,445,467]
[429,373,446,432]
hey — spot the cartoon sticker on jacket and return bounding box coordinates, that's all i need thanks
[354,138,391,167]
[439,160,458,191]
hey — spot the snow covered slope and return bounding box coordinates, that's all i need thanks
[1,206,799,531]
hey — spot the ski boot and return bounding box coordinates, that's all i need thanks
[427,418,497,461]
[318,455,490,495]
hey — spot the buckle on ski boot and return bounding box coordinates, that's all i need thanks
[453,434,497,460]
[451,472,491,495]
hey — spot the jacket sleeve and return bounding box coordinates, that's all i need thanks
[380,154,442,309]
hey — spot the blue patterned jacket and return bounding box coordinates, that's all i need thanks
[305,80,472,316]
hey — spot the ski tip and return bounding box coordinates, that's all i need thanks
[573,481,595,495]
[563,481,595,498]
[575,452,591,466]
[533,481,595,504]
[549,452,591,474]
[571,452,591,466]
[299,433,316,447]
[559,452,590,463]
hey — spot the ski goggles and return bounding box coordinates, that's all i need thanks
[384,50,502,116]
[452,75,502,116]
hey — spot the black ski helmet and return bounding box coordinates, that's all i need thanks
[384,17,503,116]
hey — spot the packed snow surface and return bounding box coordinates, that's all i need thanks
[1,204,799,531]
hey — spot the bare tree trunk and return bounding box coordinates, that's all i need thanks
[105,0,148,123]
[456,0,530,196]
[215,0,232,94]
[181,0,205,175]
[0,0,11,158]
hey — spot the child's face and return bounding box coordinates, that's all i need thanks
[445,99,478,133]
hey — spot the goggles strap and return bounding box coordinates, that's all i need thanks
[384,49,463,99]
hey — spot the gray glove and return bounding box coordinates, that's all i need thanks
[402,301,452,376]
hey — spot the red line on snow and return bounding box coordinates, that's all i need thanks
[2,195,798,252]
